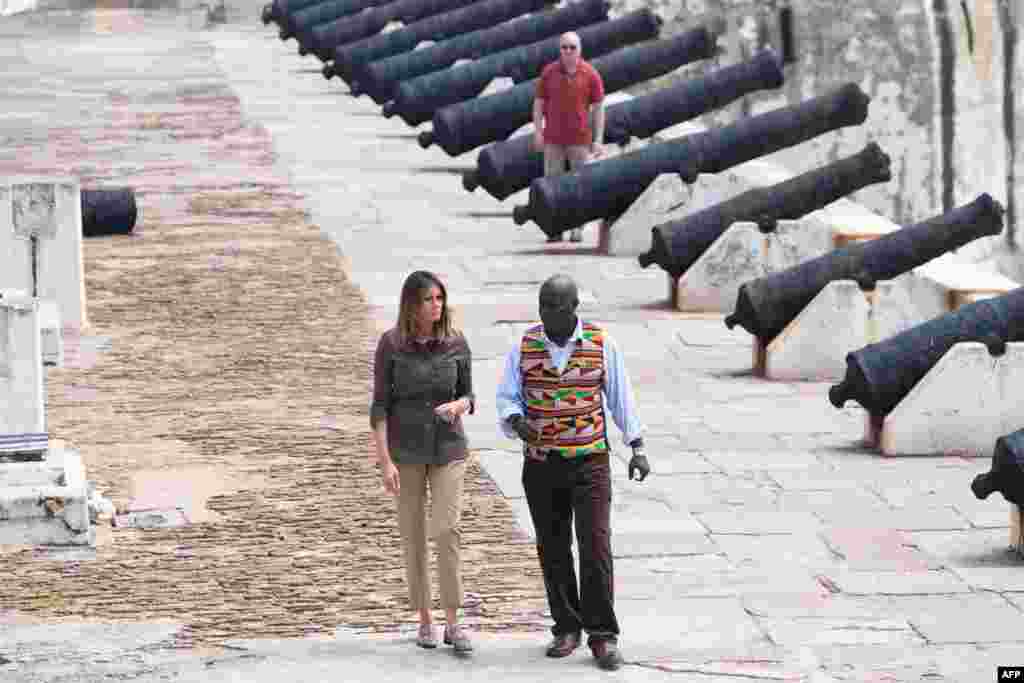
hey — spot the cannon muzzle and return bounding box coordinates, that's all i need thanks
[462,170,479,192]
[261,3,273,24]
[81,188,138,237]
[513,205,530,225]
[971,473,997,500]
[971,430,1024,505]
[418,130,434,149]
[323,63,336,80]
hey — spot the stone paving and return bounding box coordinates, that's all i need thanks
[3,0,1024,680]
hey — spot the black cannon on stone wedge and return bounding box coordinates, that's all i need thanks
[383,9,660,127]
[262,0,324,26]
[323,0,547,79]
[418,26,718,157]
[638,142,893,278]
[346,0,609,102]
[278,0,393,41]
[299,0,479,59]
[972,429,1024,506]
[81,188,138,237]
[828,282,1024,418]
[464,49,784,200]
[724,193,1006,349]
[512,83,870,238]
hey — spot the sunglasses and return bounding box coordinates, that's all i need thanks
[560,44,578,51]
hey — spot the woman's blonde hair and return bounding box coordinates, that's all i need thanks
[395,270,456,347]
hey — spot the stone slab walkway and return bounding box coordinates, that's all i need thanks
[2,0,1024,680]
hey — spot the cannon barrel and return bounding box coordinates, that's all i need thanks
[382,9,660,126]
[262,0,325,26]
[279,0,392,41]
[348,0,609,100]
[828,282,1024,417]
[328,0,547,81]
[465,49,784,200]
[512,83,871,236]
[972,429,1024,506]
[81,188,137,237]
[639,142,893,276]
[302,0,479,59]
[421,26,718,157]
[725,193,1006,346]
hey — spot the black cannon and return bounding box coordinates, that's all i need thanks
[323,0,547,79]
[81,188,137,237]
[419,26,718,157]
[347,0,609,101]
[828,282,1023,417]
[512,83,870,237]
[639,142,893,278]
[301,0,480,60]
[382,9,661,126]
[464,49,784,201]
[725,193,1006,348]
[972,429,1024,506]
[279,0,393,41]
[262,0,324,26]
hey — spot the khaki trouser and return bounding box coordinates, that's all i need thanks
[396,460,467,610]
[543,144,591,176]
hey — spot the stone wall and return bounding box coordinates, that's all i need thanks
[612,0,1024,278]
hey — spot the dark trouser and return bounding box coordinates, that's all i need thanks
[522,451,618,646]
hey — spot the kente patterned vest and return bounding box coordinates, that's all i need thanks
[520,321,609,460]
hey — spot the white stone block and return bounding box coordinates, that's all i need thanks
[0,0,37,16]
[413,40,436,51]
[675,219,837,313]
[762,276,951,382]
[866,341,1024,457]
[0,289,62,367]
[0,447,93,546]
[603,174,690,256]
[0,177,87,332]
[0,291,45,443]
[480,76,515,97]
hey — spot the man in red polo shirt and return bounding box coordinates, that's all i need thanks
[532,31,606,243]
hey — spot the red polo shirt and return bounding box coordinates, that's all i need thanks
[536,59,605,146]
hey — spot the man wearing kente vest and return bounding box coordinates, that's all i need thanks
[496,274,649,672]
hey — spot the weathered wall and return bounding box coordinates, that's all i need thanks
[612,0,1024,277]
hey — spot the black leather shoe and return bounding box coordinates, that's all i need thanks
[545,632,580,658]
[591,640,624,671]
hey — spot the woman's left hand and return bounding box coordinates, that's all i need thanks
[434,399,466,423]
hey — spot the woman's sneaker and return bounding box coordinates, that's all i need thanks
[416,623,437,649]
[444,624,473,654]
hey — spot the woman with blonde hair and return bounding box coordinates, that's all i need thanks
[370,270,475,654]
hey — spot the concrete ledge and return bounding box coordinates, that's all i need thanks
[760,276,951,381]
[866,341,1024,457]
[1,290,45,436]
[0,447,94,545]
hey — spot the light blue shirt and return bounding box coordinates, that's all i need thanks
[495,319,645,447]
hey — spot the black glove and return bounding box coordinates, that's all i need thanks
[507,414,535,444]
[628,453,650,482]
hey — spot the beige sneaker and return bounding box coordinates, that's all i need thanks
[416,623,437,649]
[444,624,473,654]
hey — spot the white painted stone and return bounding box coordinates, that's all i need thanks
[0,289,63,367]
[480,76,515,97]
[381,20,404,33]
[0,177,87,332]
[764,276,952,382]
[0,447,93,546]
[0,290,45,443]
[0,0,36,16]
[412,40,436,51]
[676,219,838,313]
[871,342,1024,457]
[604,174,690,256]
